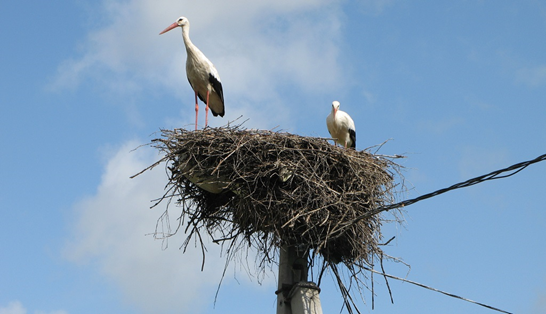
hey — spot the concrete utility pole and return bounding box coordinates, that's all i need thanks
[276,246,323,314]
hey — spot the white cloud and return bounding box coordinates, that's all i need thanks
[64,140,275,313]
[416,116,464,135]
[516,65,546,87]
[65,140,218,313]
[48,0,347,128]
[531,277,546,314]
[357,0,396,15]
[533,291,546,314]
[457,146,509,179]
[0,302,25,314]
[0,301,67,314]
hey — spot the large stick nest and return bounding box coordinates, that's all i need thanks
[141,125,402,262]
[135,124,405,311]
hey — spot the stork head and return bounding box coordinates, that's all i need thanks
[159,16,189,35]
[332,101,340,115]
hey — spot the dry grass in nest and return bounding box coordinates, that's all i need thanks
[134,123,405,312]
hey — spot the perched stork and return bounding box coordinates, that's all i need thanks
[326,101,356,149]
[160,16,225,130]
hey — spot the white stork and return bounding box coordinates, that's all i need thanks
[160,16,225,130]
[326,101,356,149]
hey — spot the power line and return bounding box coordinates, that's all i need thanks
[342,152,546,230]
[364,266,512,314]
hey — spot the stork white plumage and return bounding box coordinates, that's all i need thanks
[160,16,225,130]
[326,101,356,149]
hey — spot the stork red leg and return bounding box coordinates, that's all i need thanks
[194,91,199,130]
[205,91,210,128]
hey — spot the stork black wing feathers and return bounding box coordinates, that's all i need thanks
[208,73,224,117]
[348,129,356,149]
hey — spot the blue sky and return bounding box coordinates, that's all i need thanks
[1,0,546,313]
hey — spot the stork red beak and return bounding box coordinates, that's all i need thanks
[159,22,179,35]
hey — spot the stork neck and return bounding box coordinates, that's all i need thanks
[181,26,196,53]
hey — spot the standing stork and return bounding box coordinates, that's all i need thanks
[160,16,225,130]
[326,101,356,149]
